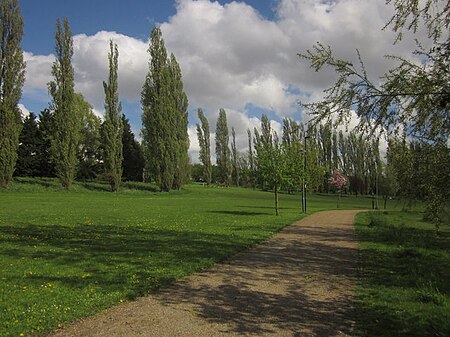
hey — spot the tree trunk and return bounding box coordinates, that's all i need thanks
[274,185,280,216]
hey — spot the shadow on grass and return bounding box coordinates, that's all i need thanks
[0,223,254,298]
[209,210,270,216]
[355,212,450,337]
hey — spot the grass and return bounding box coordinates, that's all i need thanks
[0,177,373,336]
[355,211,450,337]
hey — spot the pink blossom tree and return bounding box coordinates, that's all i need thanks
[328,169,348,208]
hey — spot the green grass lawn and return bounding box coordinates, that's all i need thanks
[355,211,450,337]
[0,178,373,336]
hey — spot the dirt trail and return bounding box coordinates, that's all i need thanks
[50,210,362,337]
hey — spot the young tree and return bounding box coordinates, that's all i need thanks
[328,169,348,208]
[231,127,240,186]
[102,40,123,191]
[254,115,287,216]
[122,116,144,182]
[215,108,232,186]
[196,108,212,185]
[0,0,26,187]
[48,18,80,189]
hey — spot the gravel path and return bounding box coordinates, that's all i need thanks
[50,210,362,337]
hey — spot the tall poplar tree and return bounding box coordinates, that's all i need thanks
[169,53,189,189]
[0,0,25,187]
[103,40,123,192]
[215,108,232,186]
[48,18,80,189]
[231,127,239,186]
[196,108,212,185]
[142,27,187,192]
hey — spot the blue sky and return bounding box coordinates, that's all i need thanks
[19,0,406,159]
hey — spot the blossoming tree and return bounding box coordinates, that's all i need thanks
[328,169,348,208]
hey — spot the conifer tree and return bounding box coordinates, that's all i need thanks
[102,40,123,191]
[16,113,41,177]
[196,108,212,185]
[215,108,232,186]
[122,116,145,182]
[0,0,25,187]
[48,18,80,189]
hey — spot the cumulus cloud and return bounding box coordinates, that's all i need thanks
[22,0,423,159]
[18,103,31,119]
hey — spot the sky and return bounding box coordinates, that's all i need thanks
[19,0,421,161]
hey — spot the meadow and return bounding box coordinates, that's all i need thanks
[355,211,450,337]
[0,178,372,336]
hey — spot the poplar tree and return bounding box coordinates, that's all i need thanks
[231,127,239,186]
[169,53,189,190]
[48,18,80,189]
[103,40,123,191]
[215,108,232,186]
[0,0,25,187]
[196,108,212,185]
[142,27,187,192]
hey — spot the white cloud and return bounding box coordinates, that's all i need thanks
[22,0,425,156]
[18,103,31,120]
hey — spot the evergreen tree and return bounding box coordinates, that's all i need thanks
[215,108,232,186]
[0,0,25,187]
[16,113,42,177]
[141,27,177,192]
[37,109,55,177]
[102,40,123,191]
[169,53,189,190]
[122,116,145,181]
[48,18,80,189]
[231,127,239,186]
[196,108,212,185]
[247,128,255,188]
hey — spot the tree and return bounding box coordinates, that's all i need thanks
[196,108,212,185]
[37,109,55,177]
[122,116,144,182]
[328,169,348,208]
[215,108,232,186]
[231,127,240,186]
[141,27,187,192]
[300,0,449,142]
[0,0,25,187]
[102,40,123,191]
[15,113,42,177]
[254,114,287,216]
[75,93,101,180]
[48,18,80,189]
[169,53,189,190]
[247,128,256,188]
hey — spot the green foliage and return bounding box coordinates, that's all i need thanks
[15,113,42,177]
[0,0,25,187]
[196,108,212,185]
[102,41,123,191]
[75,94,101,180]
[215,108,232,186]
[122,116,144,182]
[48,18,80,189]
[300,1,449,142]
[141,27,188,191]
[36,109,56,177]
[355,211,450,337]
[231,127,240,186]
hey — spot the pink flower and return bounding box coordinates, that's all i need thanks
[328,169,348,191]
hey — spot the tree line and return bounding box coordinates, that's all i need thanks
[0,0,188,192]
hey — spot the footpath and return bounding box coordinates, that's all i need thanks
[51,210,361,337]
